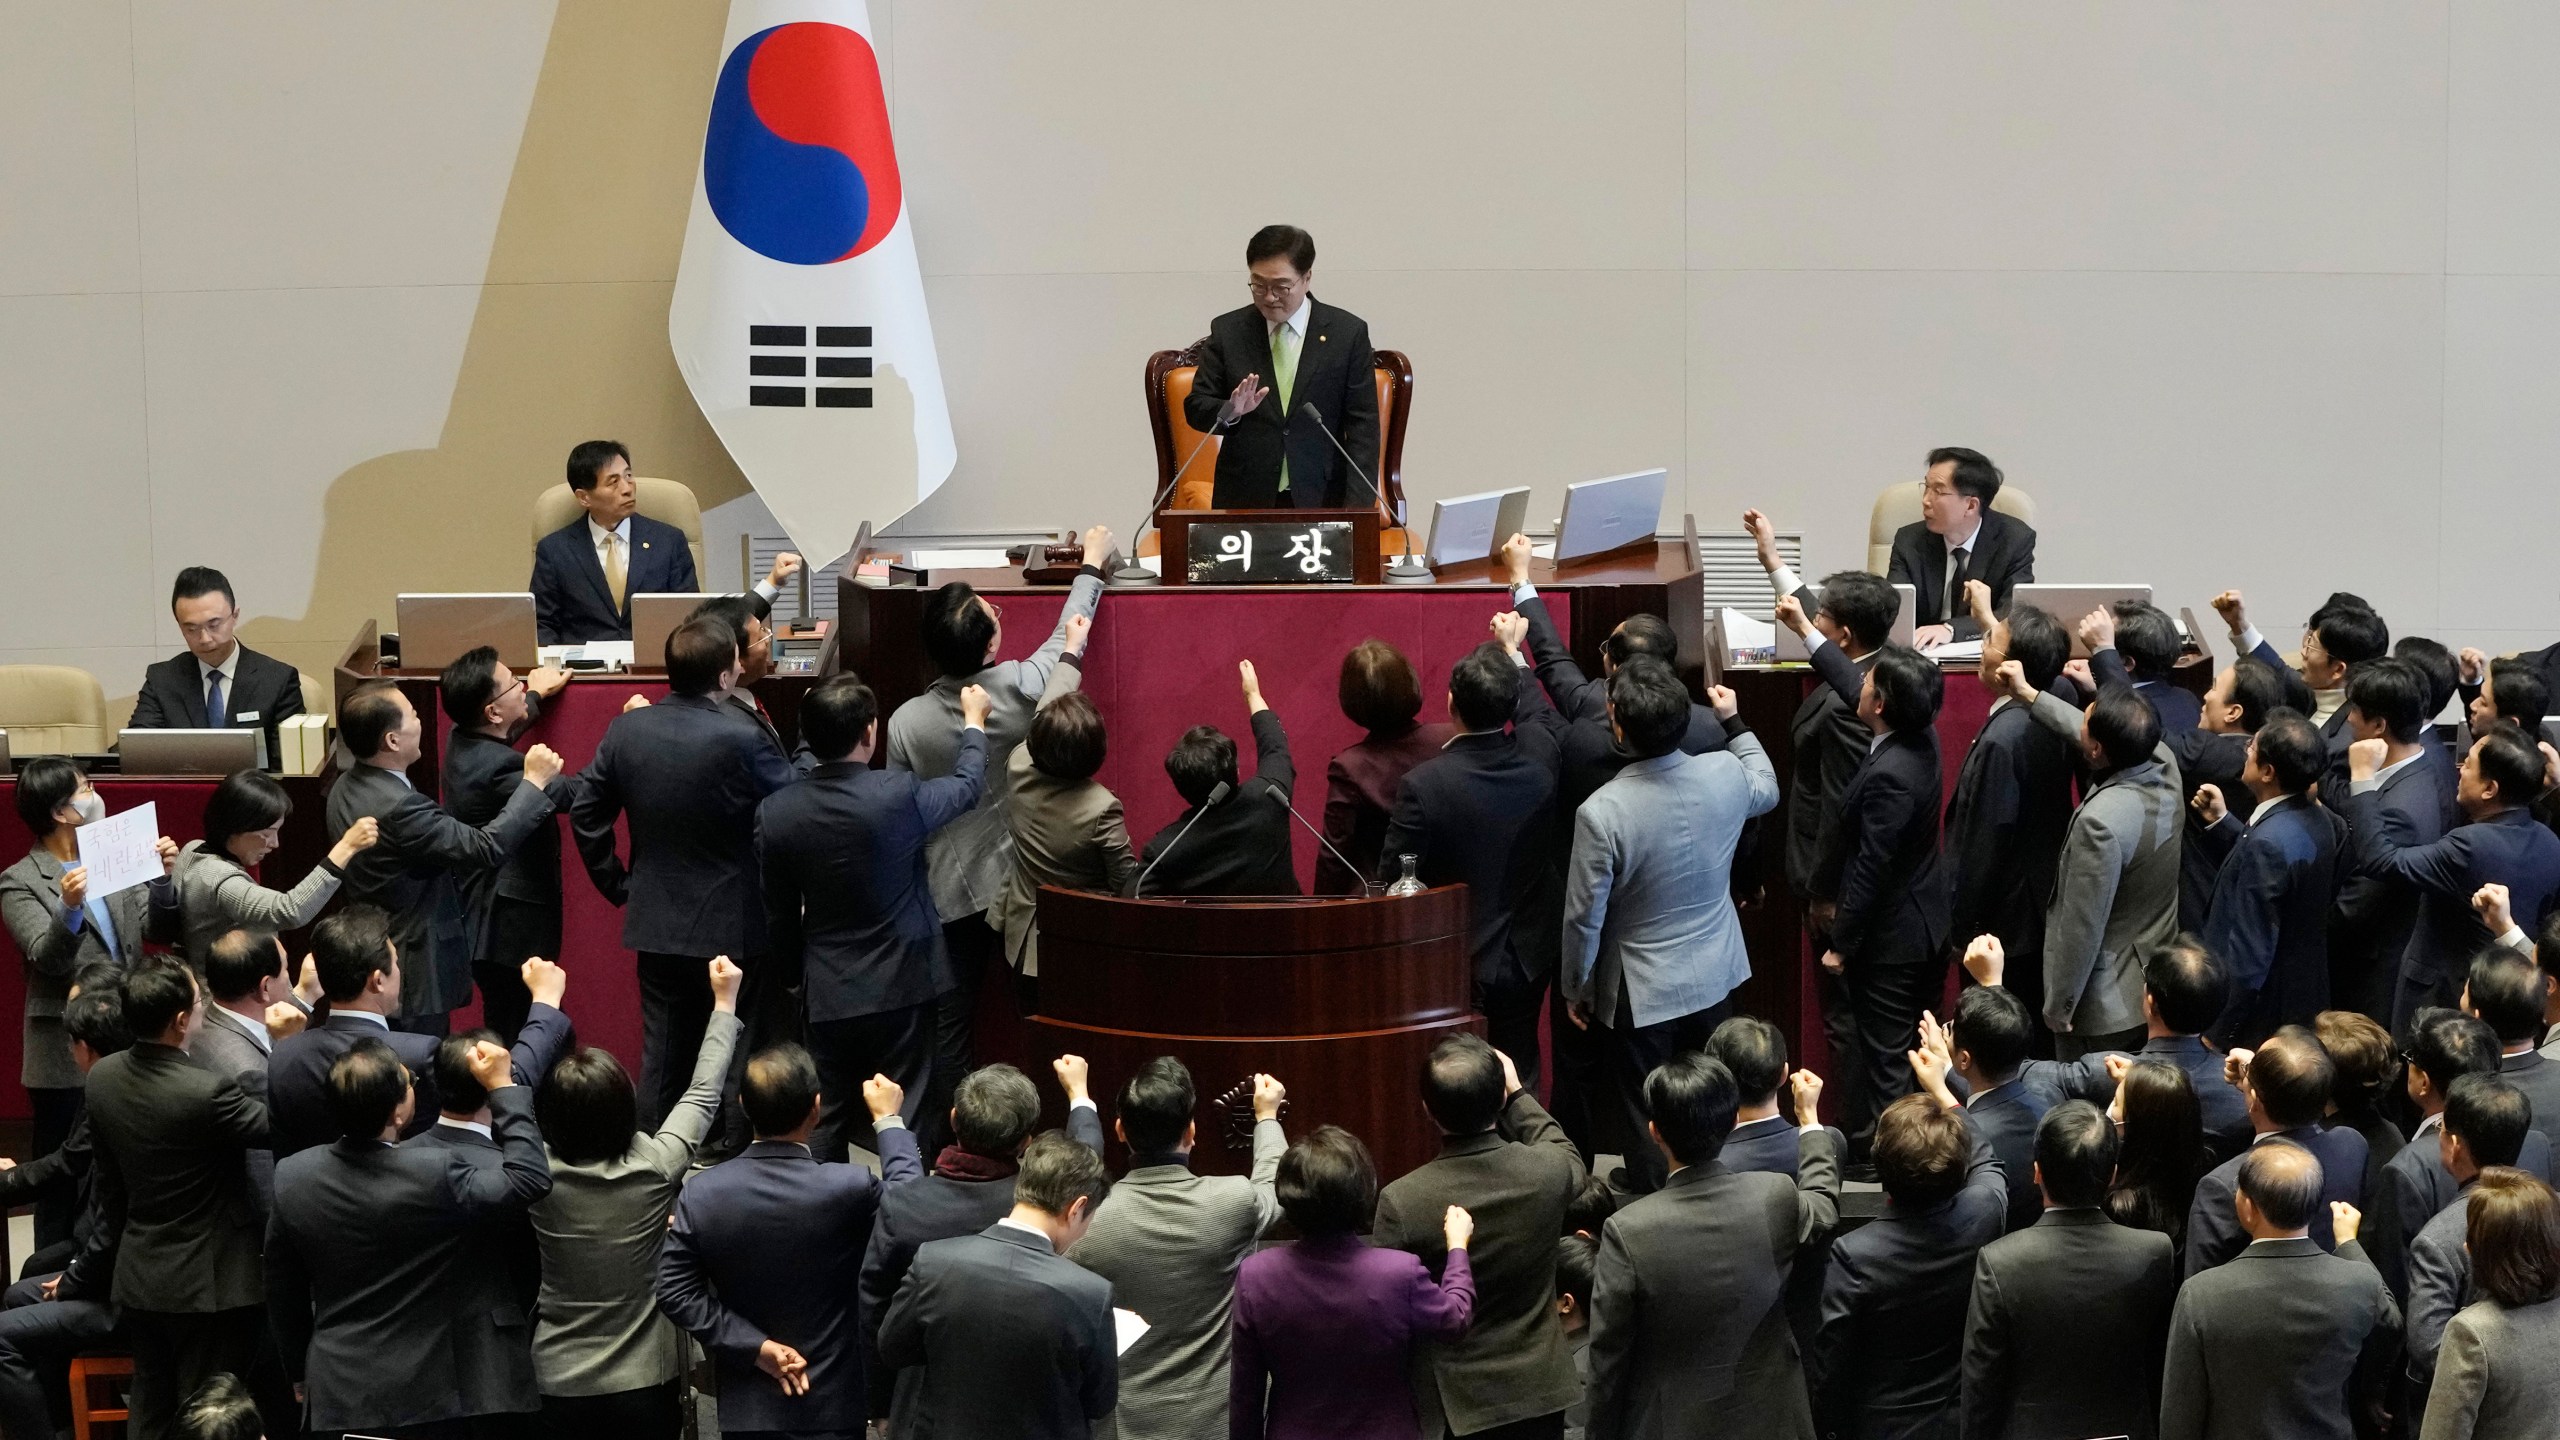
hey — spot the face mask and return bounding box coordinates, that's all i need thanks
[70,792,105,826]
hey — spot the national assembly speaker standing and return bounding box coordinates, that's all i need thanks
[1182,225,1379,509]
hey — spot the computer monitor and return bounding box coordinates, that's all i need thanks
[1422,488,1532,569]
[1776,583,1916,661]
[2010,584,2155,657]
[630,593,738,670]
[1554,468,1668,562]
[121,728,262,776]
[395,593,538,671]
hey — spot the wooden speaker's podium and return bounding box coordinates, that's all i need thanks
[1027,884,1476,1177]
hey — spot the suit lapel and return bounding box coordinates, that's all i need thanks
[175,658,209,728]
[566,522,618,619]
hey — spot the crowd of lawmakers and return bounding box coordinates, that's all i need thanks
[10,443,2560,1440]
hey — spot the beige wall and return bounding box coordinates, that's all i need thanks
[8,2,2560,710]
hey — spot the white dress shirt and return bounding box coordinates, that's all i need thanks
[205,1002,273,1055]
[1938,518,1982,622]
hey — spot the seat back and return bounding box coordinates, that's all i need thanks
[1865,481,2038,575]
[0,665,113,754]
[1146,342,1413,522]
[531,478,709,580]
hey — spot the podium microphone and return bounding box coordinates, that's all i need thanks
[1128,780,1230,897]
[1258,776,1380,895]
[1294,404,1433,584]
[1113,411,1234,588]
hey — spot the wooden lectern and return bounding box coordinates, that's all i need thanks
[1026,885,1475,1177]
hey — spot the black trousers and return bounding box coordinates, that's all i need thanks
[1603,995,1734,1194]
[923,916,999,1156]
[25,1088,79,1251]
[1451,1411,1566,1440]
[808,1001,935,1162]
[124,1305,262,1440]
[541,1382,681,1440]
[1838,956,1945,1156]
[0,1273,117,1440]
[1545,983,1602,1157]
[1479,973,1549,1097]
[473,895,560,1043]
[639,950,787,1144]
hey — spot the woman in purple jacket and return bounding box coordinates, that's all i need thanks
[1230,1125,1476,1440]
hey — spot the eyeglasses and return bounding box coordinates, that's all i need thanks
[1247,277,1302,298]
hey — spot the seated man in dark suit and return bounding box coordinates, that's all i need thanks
[268,905,446,1157]
[1888,446,2036,650]
[659,1044,922,1440]
[1137,659,1300,896]
[2185,1026,2370,1274]
[1181,225,1378,510]
[438,645,573,1042]
[1946,593,2078,1032]
[2080,599,2202,734]
[1961,1101,2178,1440]
[126,565,306,769]
[267,1035,553,1438]
[531,439,700,644]
[2464,948,2560,1150]
[2216,587,2391,798]
[877,1131,1116,1439]
[2192,708,2342,1048]
[2160,1144,2400,1440]
[1931,985,2053,1234]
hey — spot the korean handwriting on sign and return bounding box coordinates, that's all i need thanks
[1285,527,1331,576]
[1217,532,1253,570]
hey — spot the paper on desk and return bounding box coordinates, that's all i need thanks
[1932,639,1986,664]
[909,549,1013,571]
[74,801,163,898]
[1114,1307,1150,1356]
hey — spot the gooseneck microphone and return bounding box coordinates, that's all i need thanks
[1258,775,1380,895]
[1128,780,1231,896]
[1295,403,1432,583]
[1112,410,1236,587]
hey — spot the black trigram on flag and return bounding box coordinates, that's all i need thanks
[747,325,873,408]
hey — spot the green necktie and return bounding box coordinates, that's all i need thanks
[1272,321,1300,497]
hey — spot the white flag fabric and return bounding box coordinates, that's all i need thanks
[670,0,955,565]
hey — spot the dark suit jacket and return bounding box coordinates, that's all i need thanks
[1967,1079,2056,1235]
[572,693,799,957]
[1814,713,1949,971]
[1961,1207,2177,1440]
[759,741,984,1025]
[2499,1048,2560,1150]
[1138,709,1301,896]
[1181,299,1380,510]
[1885,510,2037,640]
[2197,795,2343,1049]
[2160,1236,2399,1440]
[876,1222,1116,1440]
[2014,1033,2255,1166]
[266,1086,552,1431]
[660,1130,924,1435]
[530,513,698,645]
[443,723,573,964]
[268,1014,444,1158]
[398,1003,576,1313]
[83,1041,269,1313]
[1783,607,1882,900]
[2162,728,2254,932]
[1380,667,1568,988]
[2377,1121,2553,1304]
[2331,755,2447,997]
[1517,593,1729,817]
[1946,699,2076,1003]
[2185,1126,2370,1277]
[2090,646,2201,736]
[327,760,554,1017]
[2348,799,2560,989]
[1318,721,1457,895]
[126,643,305,768]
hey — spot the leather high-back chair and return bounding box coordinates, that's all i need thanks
[1865,481,2038,575]
[0,666,114,754]
[1143,342,1414,550]
[530,477,709,581]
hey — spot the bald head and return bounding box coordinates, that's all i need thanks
[2237,1141,2323,1237]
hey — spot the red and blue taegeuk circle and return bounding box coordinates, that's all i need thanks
[702,22,902,265]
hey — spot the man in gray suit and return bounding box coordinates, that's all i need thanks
[1376,1036,1587,1440]
[2160,1144,2400,1440]
[192,930,302,1213]
[328,678,563,1030]
[1561,661,1778,1193]
[1066,1058,1285,1440]
[2004,664,2182,1057]
[2403,1075,2533,1396]
[1585,1052,1836,1440]
[1960,1101,2177,1440]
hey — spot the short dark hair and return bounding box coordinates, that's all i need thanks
[2407,1006,2504,1096]
[1245,224,1316,273]
[329,1038,411,1139]
[2312,1010,2397,1119]
[688,593,768,657]
[1555,1233,1598,1313]
[1953,984,2034,1080]
[742,1045,820,1137]
[2237,1141,2323,1231]
[1027,691,1108,780]
[1644,1052,1740,1168]
[2035,1100,2119,1208]
[1875,1093,1971,1207]
[121,960,197,1039]
[2395,637,2459,718]
[1927,446,2003,508]
[311,905,397,1002]
[2225,656,2287,733]
[1601,614,1679,670]
[1816,571,1899,651]
[12,756,82,838]
[2468,948,2548,1045]
[176,1370,263,1440]
[62,987,132,1059]
[1564,1172,1618,1236]
[2345,658,2428,744]
[799,673,879,762]
[2001,605,2069,693]
[1448,642,1521,732]
[921,583,996,678]
[2146,939,2229,1036]
[2252,709,2327,795]
[1115,1056,1197,1154]
[1276,1124,1376,1237]
[339,679,407,761]
[2446,1073,2533,1170]
[2489,661,2550,729]
[2473,723,2549,806]
[2085,684,2163,769]
[1166,725,1239,806]
[1420,1033,1506,1135]
[2110,602,2181,681]
[433,1027,504,1115]
[1707,1016,1789,1106]
[200,768,294,859]
[1607,657,1691,758]
[438,645,505,728]
[1016,1130,1110,1217]
[2313,606,2391,668]
[953,1064,1042,1157]
[2247,1026,2335,1129]
[538,1046,638,1167]
[1870,644,1944,736]
[204,929,281,1004]
[171,566,237,611]
[565,439,630,491]
[1338,640,1423,733]
[2466,1168,2560,1307]
[664,617,738,696]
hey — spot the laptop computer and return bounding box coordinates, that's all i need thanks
[395,593,539,670]
[1423,488,1533,569]
[1554,469,1668,562]
[121,727,263,776]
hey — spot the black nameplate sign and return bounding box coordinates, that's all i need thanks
[1185,520,1357,584]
